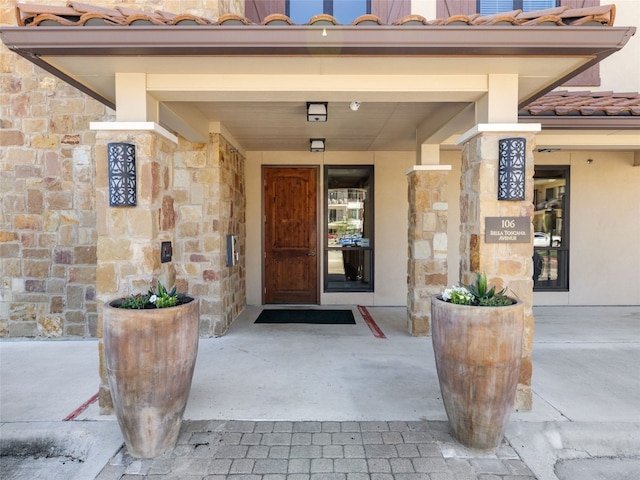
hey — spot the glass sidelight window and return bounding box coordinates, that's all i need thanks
[324,166,373,292]
[533,166,569,291]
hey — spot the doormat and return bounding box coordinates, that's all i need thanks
[255,309,356,325]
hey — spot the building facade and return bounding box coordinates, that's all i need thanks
[1,1,639,411]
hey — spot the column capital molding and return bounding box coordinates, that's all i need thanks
[456,123,541,146]
[406,165,452,175]
[90,122,178,144]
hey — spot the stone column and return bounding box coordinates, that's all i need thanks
[172,134,246,337]
[407,166,451,336]
[93,124,178,413]
[458,126,539,411]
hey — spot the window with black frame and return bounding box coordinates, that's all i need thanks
[533,166,569,291]
[325,166,373,292]
[478,0,557,14]
[287,0,369,24]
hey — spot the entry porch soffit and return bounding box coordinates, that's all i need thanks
[437,125,640,152]
[1,24,636,150]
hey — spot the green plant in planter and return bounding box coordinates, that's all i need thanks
[442,272,513,306]
[118,282,183,309]
[150,283,179,308]
[119,293,151,309]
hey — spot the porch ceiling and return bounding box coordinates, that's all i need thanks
[2,21,636,151]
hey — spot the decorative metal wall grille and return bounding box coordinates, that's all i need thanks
[498,137,526,200]
[107,143,137,207]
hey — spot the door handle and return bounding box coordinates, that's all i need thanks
[307,251,316,256]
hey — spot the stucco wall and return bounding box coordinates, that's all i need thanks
[534,150,640,305]
[245,143,640,309]
[440,151,462,288]
[598,0,640,92]
[245,151,413,307]
[371,152,414,305]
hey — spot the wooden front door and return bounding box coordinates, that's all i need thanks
[264,167,318,304]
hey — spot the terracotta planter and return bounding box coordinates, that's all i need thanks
[431,295,524,451]
[103,297,199,458]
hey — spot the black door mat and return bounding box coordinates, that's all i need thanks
[255,309,356,324]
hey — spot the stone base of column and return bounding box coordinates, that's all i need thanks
[98,381,114,415]
[515,385,533,411]
[406,166,451,336]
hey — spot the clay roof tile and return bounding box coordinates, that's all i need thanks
[521,91,640,117]
[307,13,338,25]
[391,14,428,26]
[15,2,621,28]
[560,4,616,26]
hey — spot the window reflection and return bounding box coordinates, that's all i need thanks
[479,0,557,15]
[288,0,368,24]
[325,166,373,292]
[533,167,569,290]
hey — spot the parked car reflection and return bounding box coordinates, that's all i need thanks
[536,198,562,210]
[534,232,561,247]
[338,234,362,247]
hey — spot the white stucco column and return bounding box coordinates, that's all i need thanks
[476,74,519,124]
[115,73,160,123]
[417,143,440,165]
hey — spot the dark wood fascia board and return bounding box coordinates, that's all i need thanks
[519,116,640,130]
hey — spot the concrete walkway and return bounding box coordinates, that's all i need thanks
[1,305,639,479]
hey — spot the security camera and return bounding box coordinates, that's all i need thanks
[349,101,361,111]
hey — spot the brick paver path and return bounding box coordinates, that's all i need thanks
[96,420,536,479]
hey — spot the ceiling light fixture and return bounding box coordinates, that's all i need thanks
[310,138,325,153]
[307,102,328,122]
[349,101,361,111]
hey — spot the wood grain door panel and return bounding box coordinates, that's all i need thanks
[264,167,318,304]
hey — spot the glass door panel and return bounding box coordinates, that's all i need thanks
[325,166,373,292]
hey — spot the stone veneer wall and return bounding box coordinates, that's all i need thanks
[406,168,449,336]
[0,41,113,338]
[173,134,246,337]
[0,0,243,338]
[215,137,246,333]
[459,132,536,410]
[95,130,178,301]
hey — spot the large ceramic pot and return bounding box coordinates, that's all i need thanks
[431,295,524,451]
[103,297,199,458]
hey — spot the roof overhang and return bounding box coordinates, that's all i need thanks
[2,25,635,106]
[1,24,636,150]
